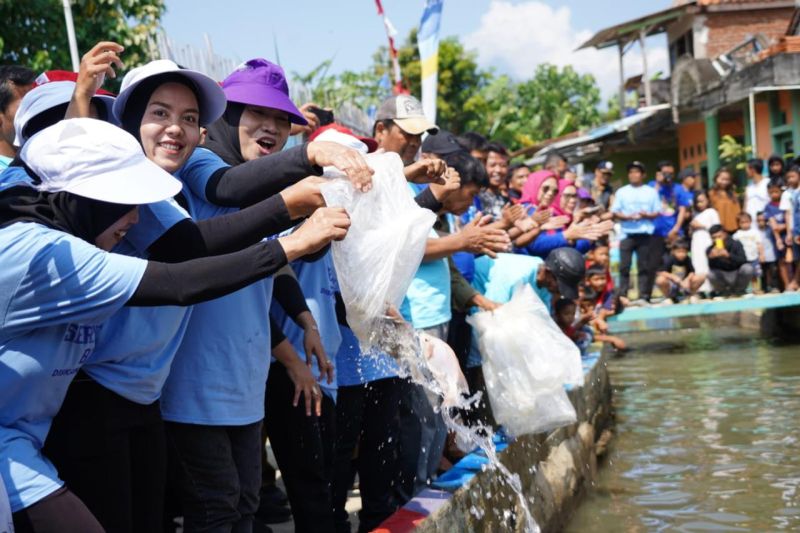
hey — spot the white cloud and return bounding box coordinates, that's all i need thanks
[463,0,669,102]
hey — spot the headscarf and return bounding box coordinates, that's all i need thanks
[203,103,247,166]
[551,179,576,222]
[767,154,786,186]
[519,169,558,206]
[0,184,132,244]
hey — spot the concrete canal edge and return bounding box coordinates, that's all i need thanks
[409,348,613,533]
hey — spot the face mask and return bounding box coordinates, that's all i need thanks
[662,172,674,182]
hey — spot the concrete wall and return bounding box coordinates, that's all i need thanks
[415,351,613,533]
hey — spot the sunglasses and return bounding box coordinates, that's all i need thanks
[541,185,557,194]
[562,192,577,198]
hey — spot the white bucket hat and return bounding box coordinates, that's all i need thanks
[21,118,183,205]
[113,59,226,126]
[13,81,115,147]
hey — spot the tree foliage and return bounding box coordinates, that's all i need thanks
[293,29,604,151]
[0,0,164,84]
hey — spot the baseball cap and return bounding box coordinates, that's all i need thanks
[13,81,115,147]
[626,161,646,172]
[375,94,439,135]
[221,58,307,125]
[21,118,182,205]
[421,130,463,156]
[545,247,586,300]
[113,59,226,126]
[308,123,377,153]
[36,70,116,96]
[596,160,613,173]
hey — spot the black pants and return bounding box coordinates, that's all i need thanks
[447,311,472,373]
[264,363,336,533]
[43,373,166,533]
[648,235,667,297]
[13,486,104,533]
[166,420,263,533]
[619,234,655,300]
[332,377,403,533]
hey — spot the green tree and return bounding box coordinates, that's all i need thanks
[391,29,491,135]
[0,0,164,81]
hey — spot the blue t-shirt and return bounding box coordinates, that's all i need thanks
[334,325,399,386]
[270,253,342,399]
[0,164,197,405]
[649,181,692,237]
[0,222,145,511]
[0,165,32,191]
[83,199,192,404]
[0,155,11,172]
[764,202,786,246]
[160,147,275,425]
[467,253,551,368]
[610,183,661,237]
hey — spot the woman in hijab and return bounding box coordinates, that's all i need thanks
[40,56,352,533]
[0,119,348,533]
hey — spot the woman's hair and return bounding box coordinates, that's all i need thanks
[712,167,736,198]
[693,190,709,211]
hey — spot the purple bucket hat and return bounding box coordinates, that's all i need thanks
[222,58,307,125]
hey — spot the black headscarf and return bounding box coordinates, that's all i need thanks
[0,165,133,244]
[203,102,246,166]
[120,73,201,143]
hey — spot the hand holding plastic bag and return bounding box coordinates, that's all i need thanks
[321,152,436,349]
[467,283,582,436]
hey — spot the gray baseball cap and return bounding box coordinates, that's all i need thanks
[375,94,439,135]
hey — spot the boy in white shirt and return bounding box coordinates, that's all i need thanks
[733,212,765,292]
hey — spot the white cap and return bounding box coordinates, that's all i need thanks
[313,128,369,154]
[114,59,226,126]
[13,81,115,147]
[21,118,183,205]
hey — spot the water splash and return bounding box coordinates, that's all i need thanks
[373,318,540,533]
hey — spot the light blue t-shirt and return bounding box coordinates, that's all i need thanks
[610,183,661,237]
[83,199,192,404]
[0,164,196,405]
[160,147,275,425]
[270,253,342,399]
[0,222,146,511]
[0,155,11,173]
[0,165,31,191]
[399,183,451,330]
[467,253,551,368]
[334,325,400,386]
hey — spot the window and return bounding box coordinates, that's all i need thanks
[669,30,695,68]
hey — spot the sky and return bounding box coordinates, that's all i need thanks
[160,0,670,100]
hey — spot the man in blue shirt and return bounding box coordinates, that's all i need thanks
[649,160,693,301]
[611,161,662,304]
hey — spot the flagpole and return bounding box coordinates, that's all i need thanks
[61,0,80,72]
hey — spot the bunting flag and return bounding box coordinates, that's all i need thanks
[418,0,443,123]
[375,0,405,94]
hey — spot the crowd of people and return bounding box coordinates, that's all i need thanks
[0,38,797,533]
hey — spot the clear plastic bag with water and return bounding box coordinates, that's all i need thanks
[466,283,583,437]
[320,152,436,349]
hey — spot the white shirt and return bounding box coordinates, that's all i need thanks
[733,228,762,262]
[745,178,769,220]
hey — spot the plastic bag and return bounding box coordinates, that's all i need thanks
[466,283,582,437]
[321,152,436,349]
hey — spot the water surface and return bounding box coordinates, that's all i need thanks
[567,326,800,532]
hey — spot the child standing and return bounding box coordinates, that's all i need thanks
[757,211,779,292]
[779,165,800,290]
[732,212,765,292]
[655,239,707,302]
[764,180,790,290]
